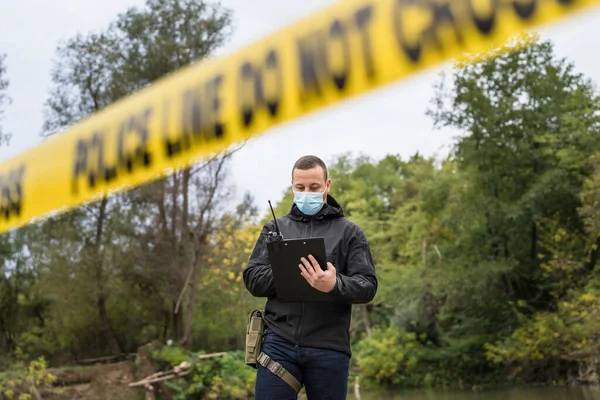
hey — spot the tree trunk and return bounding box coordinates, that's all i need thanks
[178,167,198,348]
[180,241,204,348]
[170,174,179,245]
[182,168,190,233]
[98,293,121,356]
[94,196,122,356]
[530,222,537,263]
[422,236,427,266]
[172,302,183,342]
[180,277,197,347]
[360,305,372,337]
[162,310,170,342]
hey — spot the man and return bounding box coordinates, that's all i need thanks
[243,155,378,400]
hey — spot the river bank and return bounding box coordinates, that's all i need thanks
[4,354,600,400]
[347,385,600,400]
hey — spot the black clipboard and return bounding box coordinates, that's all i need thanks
[266,237,334,303]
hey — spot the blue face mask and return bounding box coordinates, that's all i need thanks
[293,191,325,216]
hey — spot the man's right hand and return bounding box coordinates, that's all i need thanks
[299,255,337,293]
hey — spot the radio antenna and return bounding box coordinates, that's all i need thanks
[268,200,281,235]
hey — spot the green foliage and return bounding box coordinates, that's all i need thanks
[339,33,600,391]
[354,327,424,388]
[484,286,600,384]
[0,358,56,400]
[194,200,264,352]
[10,0,237,365]
[0,273,18,356]
[151,346,254,400]
[153,345,190,367]
[354,327,501,390]
[3,18,600,398]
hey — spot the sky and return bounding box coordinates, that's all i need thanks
[1,0,600,217]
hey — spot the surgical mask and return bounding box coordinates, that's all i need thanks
[293,191,325,216]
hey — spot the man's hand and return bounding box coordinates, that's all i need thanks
[299,255,337,293]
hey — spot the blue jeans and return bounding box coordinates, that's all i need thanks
[255,329,350,400]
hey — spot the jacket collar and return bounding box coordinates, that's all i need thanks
[287,194,345,222]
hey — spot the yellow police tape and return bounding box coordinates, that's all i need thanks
[0,0,598,235]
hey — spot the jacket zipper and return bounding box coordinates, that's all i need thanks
[295,217,314,346]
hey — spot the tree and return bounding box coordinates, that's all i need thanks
[128,151,240,349]
[109,0,232,96]
[195,192,263,351]
[35,0,235,357]
[43,0,232,135]
[42,33,118,137]
[428,32,600,314]
[0,53,10,146]
[42,31,130,356]
[0,54,16,363]
[417,33,600,383]
[103,0,234,348]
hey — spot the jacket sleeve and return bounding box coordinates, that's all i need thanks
[243,224,276,298]
[330,226,378,304]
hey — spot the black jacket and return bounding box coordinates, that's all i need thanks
[243,195,377,357]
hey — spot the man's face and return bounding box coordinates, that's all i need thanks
[292,167,331,199]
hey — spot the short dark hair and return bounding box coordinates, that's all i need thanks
[292,155,328,181]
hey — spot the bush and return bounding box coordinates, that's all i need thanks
[151,345,255,400]
[0,357,56,400]
[484,288,600,384]
[353,327,502,390]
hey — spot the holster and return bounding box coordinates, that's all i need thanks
[245,309,265,368]
[244,309,303,393]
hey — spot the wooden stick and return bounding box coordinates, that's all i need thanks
[73,353,136,364]
[129,361,192,387]
[130,370,192,387]
[198,352,227,359]
[135,369,173,383]
[129,352,227,389]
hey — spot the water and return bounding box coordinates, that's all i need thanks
[346,386,600,400]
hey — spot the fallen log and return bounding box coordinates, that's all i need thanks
[73,353,136,365]
[129,351,227,388]
[129,361,191,387]
[198,352,227,359]
[47,368,94,386]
